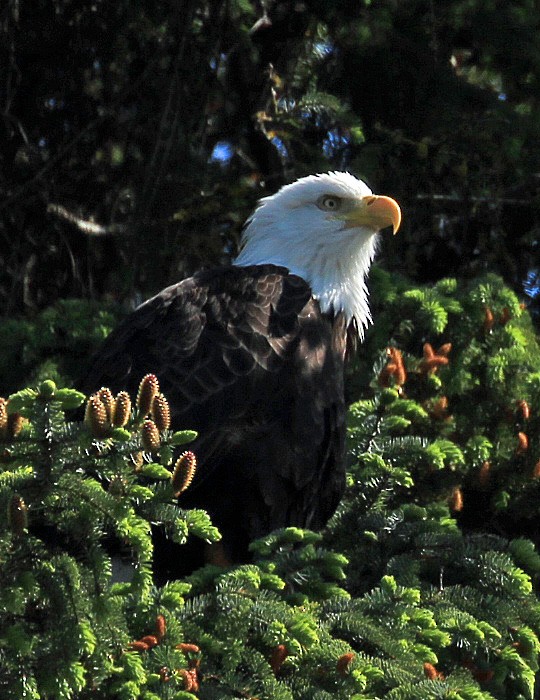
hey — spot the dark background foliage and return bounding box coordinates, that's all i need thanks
[2,0,539,318]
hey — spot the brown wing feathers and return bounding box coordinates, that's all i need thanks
[79,264,347,570]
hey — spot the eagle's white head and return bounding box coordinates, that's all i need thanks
[234,171,401,337]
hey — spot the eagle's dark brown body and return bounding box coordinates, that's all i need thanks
[80,264,348,574]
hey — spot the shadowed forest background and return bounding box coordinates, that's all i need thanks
[2,0,539,316]
[3,2,540,699]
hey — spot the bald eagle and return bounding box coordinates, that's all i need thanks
[80,172,401,574]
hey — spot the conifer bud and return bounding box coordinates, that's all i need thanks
[129,640,150,652]
[270,644,288,673]
[419,343,449,375]
[0,397,8,439]
[424,356,449,374]
[517,431,528,454]
[8,495,28,536]
[379,348,406,388]
[172,451,197,496]
[97,387,115,422]
[500,307,511,325]
[437,343,452,356]
[176,643,201,654]
[84,395,109,438]
[517,400,530,421]
[478,461,491,487]
[423,662,442,680]
[423,343,435,359]
[336,652,355,676]
[188,668,200,692]
[378,362,398,387]
[177,669,189,688]
[533,460,540,479]
[141,419,160,452]
[140,635,159,649]
[430,396,449,420]
[178,668,199,691]
[155,614,167,641]
[389,348,406,386]
[449,486,463,512]
[137,374,160,416]
[152,394,171,432]
[159,667,171,683]
[113,391,131,427]
[483,306,495,332]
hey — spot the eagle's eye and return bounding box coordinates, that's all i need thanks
[317,195,342,211]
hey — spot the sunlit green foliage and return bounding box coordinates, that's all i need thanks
[2,270,540,698]
[354,270,540,544]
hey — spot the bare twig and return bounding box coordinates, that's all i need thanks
[47,203,128,236]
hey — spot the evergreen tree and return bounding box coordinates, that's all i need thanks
[2,272,540,699]
[354,269,540,546]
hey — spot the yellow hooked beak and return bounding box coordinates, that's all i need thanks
[340,194,401,235]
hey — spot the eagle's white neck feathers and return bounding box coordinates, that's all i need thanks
[234,172,382,338]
